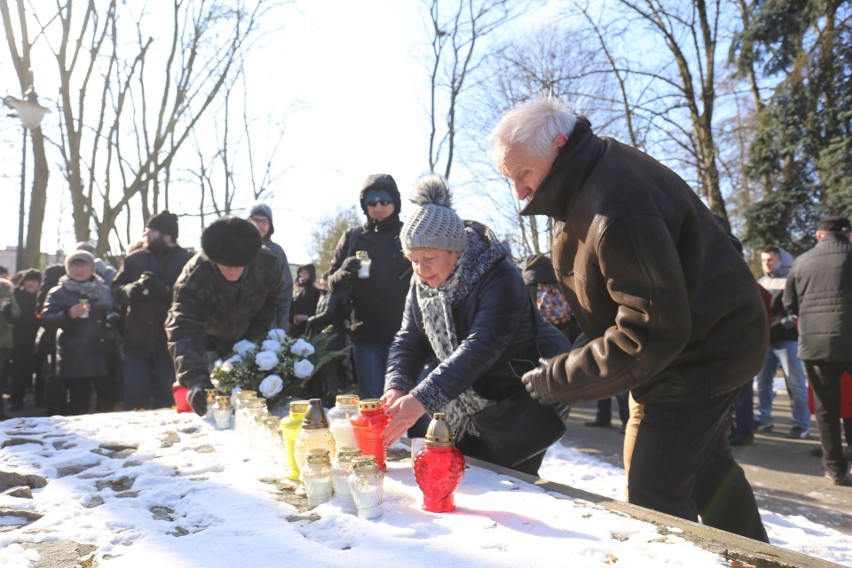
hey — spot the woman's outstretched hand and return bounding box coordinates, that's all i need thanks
[381,391,426,447]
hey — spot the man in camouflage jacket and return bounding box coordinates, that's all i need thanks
[165,217,281,415]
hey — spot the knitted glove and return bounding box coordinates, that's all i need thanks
[186,379,215,416]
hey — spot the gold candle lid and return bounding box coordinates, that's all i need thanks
[306,449,331,465]
[336,394,360,406]
[236,390,257,399]
[352,456,378,472]
[214,395,230,406]
[425,413,454,448]
[359,398,383,412]
[302,398,329,429]
[337,446,362,461]
[289,400,310,414]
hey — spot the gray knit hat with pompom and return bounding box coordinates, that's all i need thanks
[400,174,467,252]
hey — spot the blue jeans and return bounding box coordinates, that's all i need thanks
[755,340,810,430]
[123,351,176,410]
[352,341,390,400]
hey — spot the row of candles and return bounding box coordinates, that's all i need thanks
[204,390,466,516]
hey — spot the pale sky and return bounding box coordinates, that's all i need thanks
[0,0,462,266]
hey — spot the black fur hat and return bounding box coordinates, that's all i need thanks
[146,210,180,240]
[201,217,262,267]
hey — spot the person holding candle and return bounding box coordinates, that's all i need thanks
[381,174,570,476]
[40,251,121,415]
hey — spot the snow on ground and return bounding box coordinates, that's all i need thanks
[0,410,849,567]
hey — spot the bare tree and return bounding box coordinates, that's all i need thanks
[182,69,293,232]
[423,0,528,180]
[0,1,50,269]
[30,0,283,256]
[612,0,729,220]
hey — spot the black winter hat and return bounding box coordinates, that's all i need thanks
[201,217,263,267]
[817,215,851,233]
[147,210,180,240]
[359,174,401,215]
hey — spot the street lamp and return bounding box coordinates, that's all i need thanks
[4,88,50,271]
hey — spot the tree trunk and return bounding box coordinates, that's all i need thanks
[25,127,49,268]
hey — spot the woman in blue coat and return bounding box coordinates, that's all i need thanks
[381,175,570,475]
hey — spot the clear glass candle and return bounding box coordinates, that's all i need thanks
[331,446,362,500]
[302,449,333,507]
[233,390,258,437]
[327,394,360,449]
[204,388,219,420]
[348,456,384,519]
[212,395,233,429]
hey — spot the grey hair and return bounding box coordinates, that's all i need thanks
[487,98,577,176]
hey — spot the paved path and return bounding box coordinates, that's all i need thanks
[561,388,852,537]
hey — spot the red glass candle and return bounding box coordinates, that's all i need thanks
[413,413,465,512]
[350,399,391,472]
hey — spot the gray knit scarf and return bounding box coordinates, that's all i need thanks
[60,274,106,300]
[415,221,506,441]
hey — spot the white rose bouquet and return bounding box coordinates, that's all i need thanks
[210,326,344,409]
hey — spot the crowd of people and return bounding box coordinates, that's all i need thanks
[1,97,850,544]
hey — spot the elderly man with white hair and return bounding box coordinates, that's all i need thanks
[488,98,769,541]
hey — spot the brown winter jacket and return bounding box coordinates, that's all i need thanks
[165,249,281,389]
[522,118,768,406]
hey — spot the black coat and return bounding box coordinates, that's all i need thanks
[784,234,852,362]
[306,290,348,351]
[327,219,412,344]
[41,278,116,379]
[290,263,320,337]
[12,289,39,357]
[112,245,193,358]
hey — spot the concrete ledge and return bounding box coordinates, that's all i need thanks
[465,455,843,568]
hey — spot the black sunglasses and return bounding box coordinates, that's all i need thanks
[366,199,392,207]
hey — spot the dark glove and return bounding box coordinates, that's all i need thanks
[1,301,11,317]
[187,380,215,417]
[141,272,169,299]
[105,311,122,330]
[521,362,554,405]
[781,314,798,329]
[339,256,361,278]
[126,282,148,302]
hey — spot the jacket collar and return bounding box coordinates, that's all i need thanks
[520,117,605,221]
